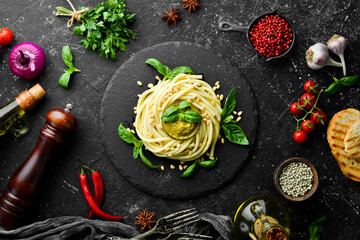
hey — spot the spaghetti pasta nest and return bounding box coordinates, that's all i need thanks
[134,74,222,161]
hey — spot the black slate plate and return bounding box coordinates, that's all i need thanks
[101,41,257,199]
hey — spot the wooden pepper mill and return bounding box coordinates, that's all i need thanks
[0,106,77,229]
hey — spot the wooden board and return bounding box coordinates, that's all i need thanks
[100,41,257,199]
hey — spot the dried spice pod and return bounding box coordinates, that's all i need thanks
[183,0,200,12]
[162,6,182,25]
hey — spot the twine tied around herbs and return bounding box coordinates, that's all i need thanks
[55,0,89,28]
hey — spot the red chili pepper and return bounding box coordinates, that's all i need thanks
[84,166,104,219]
[79,165,122,221]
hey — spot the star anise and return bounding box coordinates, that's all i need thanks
[135,208,156,230]
[183,0,200,13]
[162,6,182,25]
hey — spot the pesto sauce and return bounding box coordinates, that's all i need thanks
[162,103,200,140]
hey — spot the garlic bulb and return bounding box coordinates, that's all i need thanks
[306,43,342,70]
[327,34,347,76]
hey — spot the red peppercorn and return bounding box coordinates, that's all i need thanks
[249,14,292,58]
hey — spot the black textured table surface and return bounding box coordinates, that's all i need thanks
[1,0,360,239]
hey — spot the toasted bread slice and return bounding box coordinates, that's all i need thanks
[345,120,360,159]
[327,108,360,181]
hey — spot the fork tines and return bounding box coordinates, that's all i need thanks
[164,208,200,231]
[175,233,213,240]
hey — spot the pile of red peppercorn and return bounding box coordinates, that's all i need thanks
[249,14,293,58]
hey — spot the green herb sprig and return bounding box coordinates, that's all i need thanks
[59,46,81,88]
[323,75,359,96]
[56,0,136,60]
[161,101,202,123]
[220,88,249,145]
[309,216,326,240]
[180,157,218,178]
[118,124,160,169]
[145,58,194,80]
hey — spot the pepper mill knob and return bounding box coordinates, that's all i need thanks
[0,107,77,229]
[46,107,77,134]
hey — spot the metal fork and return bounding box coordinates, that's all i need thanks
[162,232,213,240]
[130,208,200,239]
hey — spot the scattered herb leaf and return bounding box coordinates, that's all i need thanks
[309,216,326,240]
[220,88,249,145]
[222,123,249,145]
[168,66,194,80]
[338,75,359,86]
[145,58,193,81]
[198,157,218,168]
[59,45,81,88]
[220,88,236,121]
[323,75,358,96]
[180,161,197,178]
[118,124,160,169]
[139,147,161,169]
[323,82,341,96]
[57,0,136,60]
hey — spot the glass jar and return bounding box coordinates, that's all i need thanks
[233,195,290,240]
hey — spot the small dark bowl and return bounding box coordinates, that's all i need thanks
[219,10,295,61]
[274,157,319,201]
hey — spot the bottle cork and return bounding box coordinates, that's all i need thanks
[15,84,46,111]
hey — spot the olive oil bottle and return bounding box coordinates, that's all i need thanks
[0,84,46,137]
[233,195,290,240]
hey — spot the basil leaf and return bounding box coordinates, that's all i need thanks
[168,66,194,80]
[162,113,179,122]
[180,161,197,178]
[339,75,359,86]
[59,72,71,88]
[323,82,341,96]
[139,148,160,168]
[145,58,170,78]
[179,101,192,110]
[182,110,203,123]
[222,123,249,145]
[309,216,326,239]
[221,88,236,121]
[133,145,141,159]
[70,65,82,73]
[198,157,218,168]
[222,115,233,124]
[161,107,179,122]
[118,123,139,144]
[62,45,73,68]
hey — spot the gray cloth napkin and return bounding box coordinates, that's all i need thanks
[0,213,232,240]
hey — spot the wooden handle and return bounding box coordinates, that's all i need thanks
[0,108,77,229]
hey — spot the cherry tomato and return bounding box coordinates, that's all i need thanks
[293,130,308,144]
[0,28,14,46]
[311,110,327,125]
[290,102,302,115]
[301,119,315,132]
[304,80,316,92]
[300,93,316,110]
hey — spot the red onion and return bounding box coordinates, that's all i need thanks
[9,42,46,80]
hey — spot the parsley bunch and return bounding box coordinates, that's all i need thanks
[57,0,136,60]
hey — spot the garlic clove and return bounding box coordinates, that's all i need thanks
[306,42,342,70]
[327,34,346,55]
[327,34,347,76]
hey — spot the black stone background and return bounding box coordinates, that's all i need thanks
[0,0,360,239]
